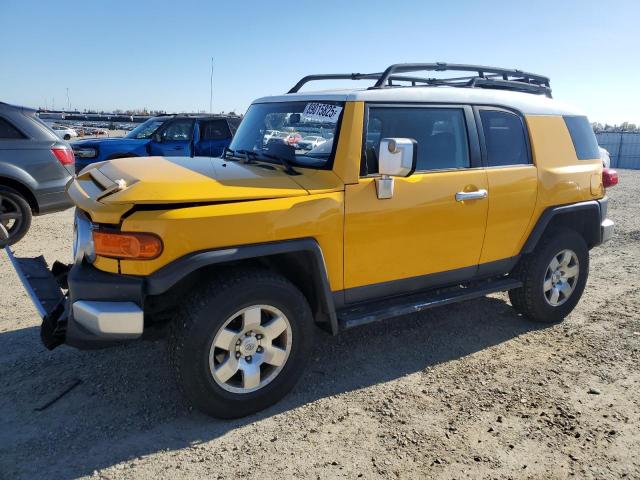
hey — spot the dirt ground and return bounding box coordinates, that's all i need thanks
[1,171,638,480]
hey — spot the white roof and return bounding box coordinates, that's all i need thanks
[254,86,583,116]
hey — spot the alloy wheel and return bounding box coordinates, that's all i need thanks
[543,249,580,307]
[0,195,23,242]
[209,305,292,394]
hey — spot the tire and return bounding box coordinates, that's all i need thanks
[168,268,314,418]
[0,187,32,246]
[63,134,71,140]
[509,228,589,323]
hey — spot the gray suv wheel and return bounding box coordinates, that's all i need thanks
[0,187,32,246]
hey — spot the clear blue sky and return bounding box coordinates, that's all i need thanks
[1,0,638,124]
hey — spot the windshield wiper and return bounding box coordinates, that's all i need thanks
[224,147,300,175]
[256,152,300,175]
[222,147,240,161]
[223,147,259,165]
[236,149,258,164]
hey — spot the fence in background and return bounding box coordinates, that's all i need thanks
[596,132,640,169]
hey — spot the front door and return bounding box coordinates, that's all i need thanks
[148,118,195,157]
[344,105,489,303]
[194,119,232,157]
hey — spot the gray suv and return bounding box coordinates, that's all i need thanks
[0,102,74,245]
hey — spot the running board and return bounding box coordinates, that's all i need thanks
[337,278,522,330]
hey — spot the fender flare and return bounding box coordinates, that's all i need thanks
[521,200,603,254]
[145,238,339,334]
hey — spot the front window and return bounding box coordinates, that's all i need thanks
[364,107,470,174]
[229,101,344,169]
[126,117,167,139]
[160,119,194,141]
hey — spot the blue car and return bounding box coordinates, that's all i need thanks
[71,115,241,173]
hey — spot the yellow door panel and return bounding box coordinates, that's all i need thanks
[480,166,538,263]
[344,169,489,292]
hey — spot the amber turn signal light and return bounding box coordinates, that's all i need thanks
[92,230,163,260]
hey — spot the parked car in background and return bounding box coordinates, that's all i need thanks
[264,130,288,146]
[297,135,326,150]
[52,125,78,140]
[262,130,280,143]
[599,146,611,168]
[0,102,74,245]
[284,132,302,145]
[72,114,241,172]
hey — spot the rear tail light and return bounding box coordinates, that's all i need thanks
[51,147,75,166]
[92,230,163,260]
[602,168,618,188]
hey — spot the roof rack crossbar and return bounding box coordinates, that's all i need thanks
[287,72,433,93]
[287,62,552,97]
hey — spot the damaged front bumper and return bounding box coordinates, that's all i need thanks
[5,246,144,350]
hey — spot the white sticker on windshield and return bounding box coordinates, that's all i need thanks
[302,103,343,123]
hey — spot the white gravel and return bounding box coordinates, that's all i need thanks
[1,170,639,479]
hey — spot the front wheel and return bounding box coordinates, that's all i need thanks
[509,229,589,323]
[169,269,314,418]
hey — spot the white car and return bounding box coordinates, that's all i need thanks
[297,136,327,150]
[263,130,282,144]
[599,146,611,168]
[52,125,78,141]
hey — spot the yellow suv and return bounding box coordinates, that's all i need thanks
[8,63,617,418]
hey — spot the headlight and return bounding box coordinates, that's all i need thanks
[74,147,97,158]
[73,211,95,264]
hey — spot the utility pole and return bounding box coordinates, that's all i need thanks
[66,88,71,111]
[209,57,214,113]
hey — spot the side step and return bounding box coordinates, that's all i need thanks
[337,278,522,330]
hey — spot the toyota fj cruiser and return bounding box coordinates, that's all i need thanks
[6,63,617,418]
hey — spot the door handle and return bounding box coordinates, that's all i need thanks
[455,189,488,202]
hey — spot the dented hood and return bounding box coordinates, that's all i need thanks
[90,156,310,204]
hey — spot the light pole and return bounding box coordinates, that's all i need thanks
[209,57,214,114]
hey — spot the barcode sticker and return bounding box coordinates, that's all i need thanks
[302,103,343,123]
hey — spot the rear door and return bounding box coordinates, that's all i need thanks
[343,104,489,303]
[475,107,537,270]
[194,119,232,157]
[147,118,195,156]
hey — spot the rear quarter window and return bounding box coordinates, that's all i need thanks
[564,115,600,160]
[0,117,26,139]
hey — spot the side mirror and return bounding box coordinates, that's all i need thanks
[152,133,162,143]
[376,138,417,199]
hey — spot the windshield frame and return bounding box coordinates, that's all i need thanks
[125,117,168,140]
[228,100,344,171]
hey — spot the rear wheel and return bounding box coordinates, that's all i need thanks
[169,268,314,418]
[509,229,589,323]
[0,187,32,246]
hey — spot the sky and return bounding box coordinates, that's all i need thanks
[1,0,639,125]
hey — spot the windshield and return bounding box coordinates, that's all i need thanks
[229,101,343,169]
[126,117,167,139]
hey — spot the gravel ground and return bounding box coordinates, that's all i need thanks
[0,171,638,480]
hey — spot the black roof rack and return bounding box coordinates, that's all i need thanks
[288,62,552,98]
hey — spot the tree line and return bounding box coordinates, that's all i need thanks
[592,122,639,133]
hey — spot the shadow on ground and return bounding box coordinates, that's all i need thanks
[0,296,546,479]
